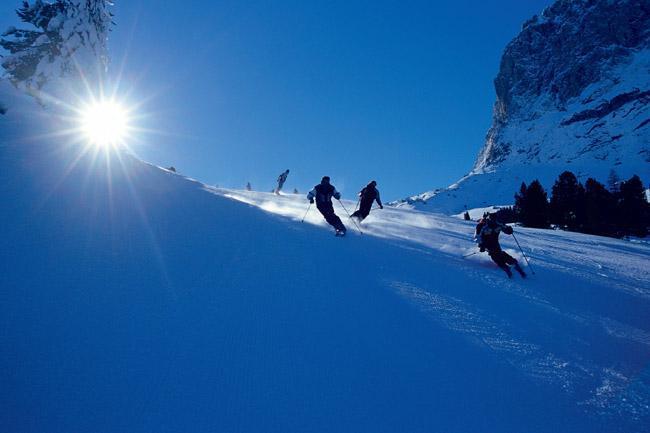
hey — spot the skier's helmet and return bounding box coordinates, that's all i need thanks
[322,176,330,183]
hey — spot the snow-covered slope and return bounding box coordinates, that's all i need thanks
[398,0,650,213]
[2,102,650,431]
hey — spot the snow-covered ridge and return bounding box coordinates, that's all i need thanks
[397,0,650,213]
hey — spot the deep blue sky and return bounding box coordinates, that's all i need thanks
[2,0,552,200]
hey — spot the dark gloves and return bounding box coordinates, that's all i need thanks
[380,205,384,209]
[503,226,513,235]
[479,245,485,252]
[309,198,314,204]
[333,192,341,200]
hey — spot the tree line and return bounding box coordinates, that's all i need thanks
[495,171,649,238]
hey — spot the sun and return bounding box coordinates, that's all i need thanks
[80,100,129,147]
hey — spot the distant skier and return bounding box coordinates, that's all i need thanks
[307,176,347,236]
[476,213,526,278]
[351,180,383,221]
[275,169,290,195]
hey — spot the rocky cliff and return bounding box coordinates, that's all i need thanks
[399,0,650,213]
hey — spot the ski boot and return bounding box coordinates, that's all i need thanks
[514,263,527,278]
[335,229,346,237]
[501,265,513,278]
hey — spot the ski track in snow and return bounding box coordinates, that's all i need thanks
[215,188,650,423]
[601,318,650,348]
[390,281,650,423]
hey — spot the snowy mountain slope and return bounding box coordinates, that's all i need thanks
[2,119,650,431]
[222,189,649,298]
[397,0,650,213]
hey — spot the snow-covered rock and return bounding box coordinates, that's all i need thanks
[397,0,650,213]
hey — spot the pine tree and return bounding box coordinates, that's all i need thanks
[514,182,527,221]
[515,180,549,228]
[1,0,113,94]
[550,171,585,230]
[583,178,615,236]
[616,175,648,237]
[495,206,517,224]
[607,169,620,193]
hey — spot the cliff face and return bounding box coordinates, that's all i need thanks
[477,0,650,171]
[400,0,650,213]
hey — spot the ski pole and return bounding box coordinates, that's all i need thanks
[337,199,363,235]
[301,203,312,223]
[463,251,480,259]
[512,232,535,274]
[354,198,360,212]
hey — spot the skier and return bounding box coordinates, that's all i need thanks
[476,213,526,278]
[275,169,290,195]
[351,180,383,221]
[307,176,347,236]
[474,212,490,238]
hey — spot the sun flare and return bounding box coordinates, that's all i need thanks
[80,100,129,147]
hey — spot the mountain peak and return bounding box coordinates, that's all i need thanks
[400,0,650,213]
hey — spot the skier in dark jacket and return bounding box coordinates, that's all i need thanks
[476,213,526,278]
[275,169,290,195]
[474,212,490,238]
[307,176,347,236]
[351,180,383,221]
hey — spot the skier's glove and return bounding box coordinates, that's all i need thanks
[479,245,485,252]
[334,193,341,200]
[380,205,384,209]
[503,226,513,235]
[309,198,314,204]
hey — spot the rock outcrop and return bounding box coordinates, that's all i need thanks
[398,0,650,213]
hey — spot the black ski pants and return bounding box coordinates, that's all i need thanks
[488,248,517,268]
[351,199,373,220]
[317,204,346,231]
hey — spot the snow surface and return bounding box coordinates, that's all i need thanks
[2,105,649,432]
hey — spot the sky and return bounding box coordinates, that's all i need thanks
[1,0,552,200]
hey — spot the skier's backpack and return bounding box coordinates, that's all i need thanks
[475,219,486,238]
[315,183,334,204]
[361,186,377,202]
